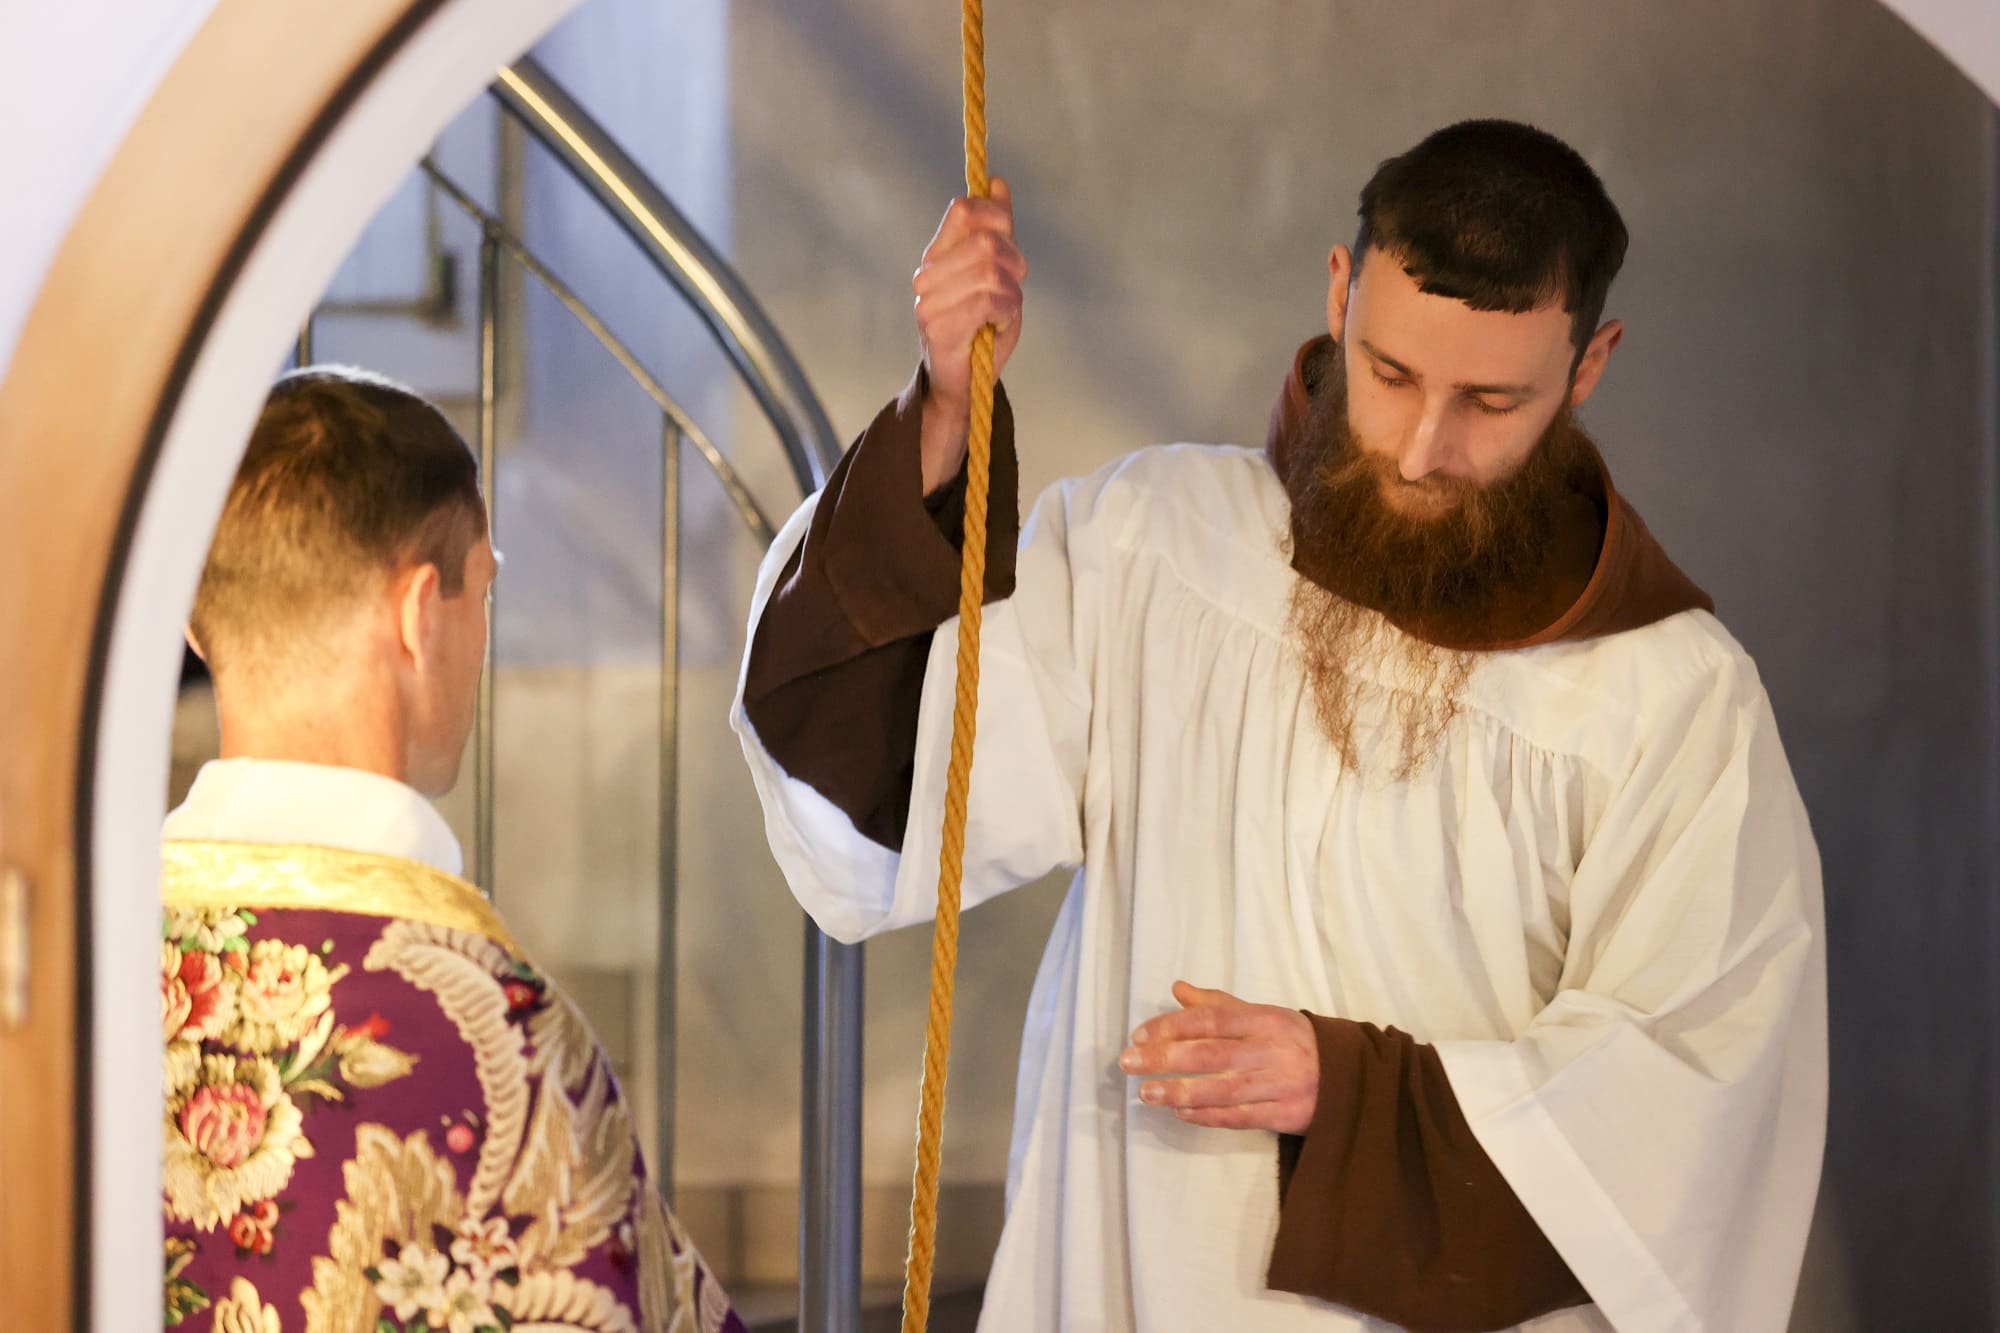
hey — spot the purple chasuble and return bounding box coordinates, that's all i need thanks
[160,840,744,1333]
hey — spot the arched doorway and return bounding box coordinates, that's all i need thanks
[0,1,583,1324]
[0,1,1994,1328]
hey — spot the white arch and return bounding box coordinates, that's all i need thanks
[1875,0,2000,105]
[75,2,581,1326]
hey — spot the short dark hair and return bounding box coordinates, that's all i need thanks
[190,367,486,674]
[1355,119,1628,356]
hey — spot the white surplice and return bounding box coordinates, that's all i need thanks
[733,443,1826,1332]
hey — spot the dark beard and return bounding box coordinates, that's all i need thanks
[1281,346,1594,777]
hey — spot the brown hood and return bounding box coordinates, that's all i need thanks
[1266,335,1713,650]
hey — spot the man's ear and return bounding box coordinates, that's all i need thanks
[1569,319,1625,407]
[183,625,208,663]
[1326,244,1355,343]
[396,562,444,671]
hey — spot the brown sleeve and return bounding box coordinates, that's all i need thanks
[741,366,1020,849]
[1267,1016,1588,1332]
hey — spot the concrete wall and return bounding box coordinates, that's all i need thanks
[726,0,2000,1322]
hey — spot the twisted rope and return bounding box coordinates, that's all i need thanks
[901,0,994,1327]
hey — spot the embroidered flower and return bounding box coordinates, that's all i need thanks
[371,1242,450,1323]
[164,1039,203,1099]
[182,1079,269,1169]
[164,906,252,955]
[336,1037,419,1090]
[164,1054,312,1230]
[227,1199,280,1256]
[448,1215,519,1283]
[162,941,239,1045]
[162,942,194,1039]
[234,940,348,1051]
[501,977,542,1013]
[428,1268,500,1333]
[209,1276,281,1333]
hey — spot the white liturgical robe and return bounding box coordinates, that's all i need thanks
[733,441,1826,1333]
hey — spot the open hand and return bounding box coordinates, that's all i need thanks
[1119,981,1319,1134]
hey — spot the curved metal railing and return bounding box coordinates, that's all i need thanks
[493,58,841,494]
[303,62,868,1333]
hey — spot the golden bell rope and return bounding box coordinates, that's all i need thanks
[900,0,995,1327]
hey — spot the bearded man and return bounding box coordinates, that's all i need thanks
[162,368,740,1333]
[733,120,1825,1331]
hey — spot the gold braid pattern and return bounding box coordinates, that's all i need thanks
[901,0,994,1327]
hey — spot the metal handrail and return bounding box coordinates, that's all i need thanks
[481,65,866,1333]
[493,57,842,491]
[419,160,779,544]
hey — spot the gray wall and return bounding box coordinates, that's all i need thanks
[728,0,2000,1323]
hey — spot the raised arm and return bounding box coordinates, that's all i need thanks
[740,179,1029,847]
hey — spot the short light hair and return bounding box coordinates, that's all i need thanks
[190,367,486,675]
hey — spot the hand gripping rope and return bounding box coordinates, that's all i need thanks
[900,0,996,1328]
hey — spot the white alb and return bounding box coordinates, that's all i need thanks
[734,444,1826,1333]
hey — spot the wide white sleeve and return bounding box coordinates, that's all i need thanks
[1435,651,1827,1332]
[731,481,1096,944]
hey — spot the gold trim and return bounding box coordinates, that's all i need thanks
[162,841,519,954]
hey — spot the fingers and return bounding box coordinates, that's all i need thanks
[914,232,1029,295]
[1171,1098,1315,1133]
[924,189,1017,256]
[1137,1068,1292,1110]
[1132,1057,1317,1136]
[916,180,1026,390]
[1172,979,1233,1009]
[916,287,1025,375]
[1123,984,1320,1135]
[1131,1000,1261,1046]
[912,248,1024,318]
[1119,1036,1241,1077]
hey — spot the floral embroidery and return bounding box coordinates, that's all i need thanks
[167,1036,205,1099]
[431,1268,503,1333]
[227,1200,281,1257]
[165,1053,311,1230]
[499,962,548,1024]
[164,1237,210,1326]
[449,1216,519,1283]
[235,940,348,1052]
[164,942,240,1045]
[370,1242,452,1323]
[163,872,738,1333]
[305,1125,632,1333]
[165,939,241,1099]
[296,925,662,1332]
[333,1024,421,1090]
[166,905,255,956]
[209,1276,282,1333]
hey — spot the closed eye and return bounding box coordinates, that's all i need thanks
[1370,368,1411,390]
[1467,396,1520,417]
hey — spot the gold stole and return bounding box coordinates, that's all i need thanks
[161,840,518,953]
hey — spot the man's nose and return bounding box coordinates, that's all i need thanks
[1398,398,1455,481]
